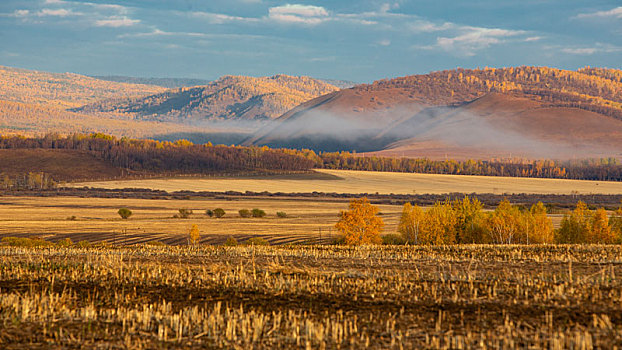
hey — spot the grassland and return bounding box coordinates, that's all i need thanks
[0,196,403,245]
[0,244,620,348]
[71,169,622,195]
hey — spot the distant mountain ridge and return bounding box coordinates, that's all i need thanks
[75,75,340,121]
[90,75,212,88]
[245,66,622,160]
[0,66,166,109]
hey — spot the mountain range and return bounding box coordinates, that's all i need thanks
[1,65,621,160]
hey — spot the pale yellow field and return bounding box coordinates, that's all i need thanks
[0,196,402,245]
[71,169,622,195]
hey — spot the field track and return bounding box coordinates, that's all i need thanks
[70,169,622,195]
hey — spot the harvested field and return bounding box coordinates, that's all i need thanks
[0,196,402,245]
[71,169,622,195]
[0,245,620,348]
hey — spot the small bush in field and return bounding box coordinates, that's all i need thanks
[67,215,77,221]
[252,208,266,218]
[205,209,214,217]
[213,208,226,218]
[276,211,287,218]
[1,237,53,247]
[239,209,252,218]
[381,233,406,245]
[177,209,193,219]
[117,208,132,219]
[57,238,73,247]
[75,240,92,248]
[224,236,238,246]
[246,237,269,246]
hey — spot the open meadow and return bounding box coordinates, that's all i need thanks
[70,169,622,195]
[0,196,403,245]
[0,244,620,349]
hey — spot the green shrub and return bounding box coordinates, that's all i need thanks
[75,240,92,248]
[177,208,193,219]
[66,215,77,221]
[57,238,73,247]
[276,211,287,218]
[239,209,251,218]
[117,208,133,219]
[205,209,214,217]
[252,208,266,218]
[1,236,54,248]
[245,237,269,246]
[381,233,407,245]
[213,208,226,218]
[224,236,238,246]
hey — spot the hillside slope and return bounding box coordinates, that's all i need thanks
[76,75,339,121]
[246,66,622,160]
[0,66,166,109]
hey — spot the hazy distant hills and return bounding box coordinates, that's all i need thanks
[90,75,212,89]
[75,75,339,122]
[246,66,622,160]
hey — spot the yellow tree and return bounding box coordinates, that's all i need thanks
[590,208,613,244]
[452,196,486,244]
[421,201,457,245]
[189,224,200,245]
[527,202,554,244]
[335,198,384,245]
[486,200,523,244]
[398,203,424,244]
[556,201,591,243]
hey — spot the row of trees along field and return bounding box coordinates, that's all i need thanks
[314,151,622,181]
[336,197,622,245]
[0,133,621,181]
[0,133,315,173]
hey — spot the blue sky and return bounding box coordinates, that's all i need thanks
[1,0,620,82]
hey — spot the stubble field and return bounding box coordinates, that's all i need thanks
[0,196,403,245]
[0,245,620,349]
[69,169,622,195]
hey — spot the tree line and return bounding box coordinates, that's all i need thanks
[1,133,621,182]
[314,152,622,181]
[0,133,315,174]
[336,197,622,245]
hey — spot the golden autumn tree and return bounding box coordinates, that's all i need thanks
[527,202,554,244]
[452,196,486,244]
[335,198,384,245]
[486,200,523,244]
[556,201,591,243]
[398,203,424,244]
[189,224,200,245]
[420,201,457,245]
[589,208,614,244]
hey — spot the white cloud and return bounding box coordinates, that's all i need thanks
[575,6,622,19]
[425,27,526,56]
[561,44,621,55]
[37,8,78,17]
[377,39,391,46]
[95,16,140,27]
[268,4,329,25]
[190,11,259,24]
[11,9,30,17]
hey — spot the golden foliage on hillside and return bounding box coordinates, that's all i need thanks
[77,74,339,120]
[0,100,194,137]
[0,66,166,109]
[368,66,622,120]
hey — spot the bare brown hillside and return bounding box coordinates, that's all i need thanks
[246,67,622,160]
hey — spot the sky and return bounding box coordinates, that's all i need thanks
[0,0,621,83]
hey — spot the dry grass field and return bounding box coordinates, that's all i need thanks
[70,169,622,195]
[1,245,620,348]
[0,196,403,245]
